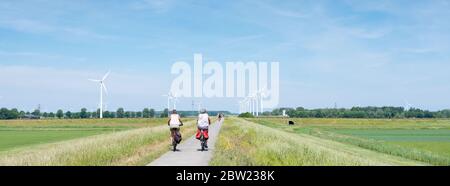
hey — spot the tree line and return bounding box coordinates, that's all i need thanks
[267,107,450,118]
[0,107,157,120]
[0,107,232,120]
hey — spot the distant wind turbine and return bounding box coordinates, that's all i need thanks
[172,93,179,110]
[257,87,268,116]
[89,71,110,119]
[162,91,177,117]
[404,99,412,111]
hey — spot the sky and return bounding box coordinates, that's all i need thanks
[0,0,449,112]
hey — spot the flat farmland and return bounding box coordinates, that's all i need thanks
[0,118,196,166]
[219,118,450,165]
[0,118,166,152]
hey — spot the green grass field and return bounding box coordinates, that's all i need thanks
[0,130,109,151]
[0,118,168,152]
[1,117,449,166]
[0,118,196,166]
[331,129,450,158]
[238,118,450,165]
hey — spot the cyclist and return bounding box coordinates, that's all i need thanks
[196,109,211,148]
[168,109,183,150]
[217,113,224,122]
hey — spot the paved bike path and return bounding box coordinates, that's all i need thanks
[148,119,224,166]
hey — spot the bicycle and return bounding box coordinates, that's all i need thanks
[171,128,182,152]
[199,129,207,151]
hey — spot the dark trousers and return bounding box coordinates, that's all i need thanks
[170,128,182,143]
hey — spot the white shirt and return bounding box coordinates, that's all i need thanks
[197,113,209,129]
[169,114,181,128]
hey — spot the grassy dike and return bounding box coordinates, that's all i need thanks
[0,120,197,166]
[210,117,426,166]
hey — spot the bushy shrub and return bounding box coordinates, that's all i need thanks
[238,112,254,118]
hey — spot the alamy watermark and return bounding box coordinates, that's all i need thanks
[170,53,279,110]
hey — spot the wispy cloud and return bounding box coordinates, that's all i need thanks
[0,50,87,63]
[0,18,117,41]
[252,1,311,19]
[219,34,265,46]
[130,0,175,13]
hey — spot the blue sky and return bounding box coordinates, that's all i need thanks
[0,0,449,112]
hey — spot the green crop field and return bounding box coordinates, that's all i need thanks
[227,117,450,166]
[0,118,168,152]
[0,130,109,152]
[331,129,450,158]
[0,118,196,166]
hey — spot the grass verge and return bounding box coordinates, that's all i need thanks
[210,118,424,166]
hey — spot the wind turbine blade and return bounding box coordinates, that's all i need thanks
[102,83,108,95]
[102,71,110,81]
[89,79,101,82]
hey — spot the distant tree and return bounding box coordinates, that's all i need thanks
[149,109,155,118]
[0,108,9,119]
[48,112,55,118]
[0,108,19,119]
[19,111,25,118]
[65,111,72,119]
[117,108,125,118]
[56,109,64,119]
[124,111,131,118]
[72,112,80,119]
[94,109,100,118]
[9,108,19,119]
[80,108,88,118]
[262,111,271,116]
[143,108,150,118]
[136,111,142,118]
[103,111,111,118]
[32,109,41,117]
[238,112,254,118]
[134,111,142,118]
[160,108,168,118]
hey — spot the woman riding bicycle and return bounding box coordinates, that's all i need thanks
[196,109,211,148]
[217,113,224,122]
[168,109,183,151]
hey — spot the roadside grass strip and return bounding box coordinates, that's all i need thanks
[211,118,425,166]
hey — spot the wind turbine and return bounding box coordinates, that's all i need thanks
[257,87,269,116]
[162,92,174,117]
[238,100,244,114]
[251,93,258,116]
[247,95,256,116]
[404,99,413,111]
[241,98,248,113]
[89,71,110,119]
[172,93,179,110]
[196,101,203,113]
